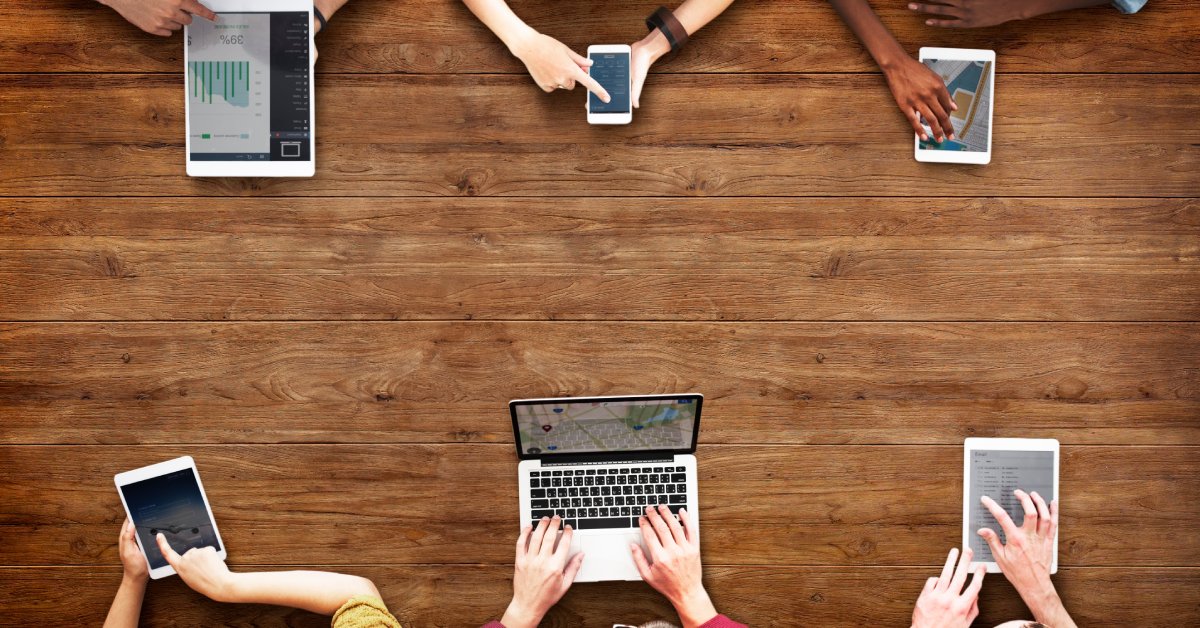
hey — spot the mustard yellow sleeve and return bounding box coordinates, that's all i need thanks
[331,595,402,628]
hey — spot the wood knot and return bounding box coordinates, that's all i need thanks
[121,353,131,363]
[1053,377,1088,400]
[809,592,825,603]
[453,170,486,196]
[375,392,394,402]
[815,352,825,363]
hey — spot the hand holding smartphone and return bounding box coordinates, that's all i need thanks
[587,45,632,125]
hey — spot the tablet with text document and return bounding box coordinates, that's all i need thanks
[185,0,314,177]
[963,438,1058,574]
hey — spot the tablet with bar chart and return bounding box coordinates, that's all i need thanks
[184,0,313,177]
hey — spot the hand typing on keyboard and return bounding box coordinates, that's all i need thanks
[500,516,584,628]
[631,505,719,628]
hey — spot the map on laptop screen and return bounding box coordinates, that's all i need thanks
[516,398,697,455]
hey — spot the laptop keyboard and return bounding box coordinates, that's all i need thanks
[528,465,689,530]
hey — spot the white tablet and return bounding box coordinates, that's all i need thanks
[185,0,314,177]
[114,456,226,579]
[963,438,1058,574]
[914,47,994,165]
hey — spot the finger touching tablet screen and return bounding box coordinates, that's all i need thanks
[185,0,314,177]
[115,456,226,579]
[963,438,1058,574]
[915,47,995,165]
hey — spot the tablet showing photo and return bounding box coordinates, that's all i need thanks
[115,456,226,579]
[963,438,1058,574]
[915,47,995,165]
[185,0,314,177]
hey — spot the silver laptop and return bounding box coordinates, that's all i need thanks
[512,393,702,582]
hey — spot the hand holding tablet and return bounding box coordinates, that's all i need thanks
[114,456,226,579]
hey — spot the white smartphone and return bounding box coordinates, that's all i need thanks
[914,47,995,165]
[114,456,227,579]
[586,45,632,125]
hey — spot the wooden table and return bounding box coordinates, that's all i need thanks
[1,1,1197,625]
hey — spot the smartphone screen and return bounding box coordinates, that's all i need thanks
[588,52,631,114]
[918,58,992,152]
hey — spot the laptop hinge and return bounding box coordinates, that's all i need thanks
[539,451,674,466]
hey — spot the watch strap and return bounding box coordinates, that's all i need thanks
[645,6,689,52]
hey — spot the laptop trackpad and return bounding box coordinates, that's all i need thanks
[574,533,642,582]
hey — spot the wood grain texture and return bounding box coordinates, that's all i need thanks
[0,322,1195,444]
[1,445,1197,567]
[4,566,1196,627]
[2,74,1197,197]
[3,0,1199,625]
[1,198,1197,322]
[5,0,1197,74]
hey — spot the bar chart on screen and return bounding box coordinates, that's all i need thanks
[187,14,270,154]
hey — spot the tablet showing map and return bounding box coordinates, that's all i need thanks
[919,58,992,152]
[915,48,995,165]
[512,395,700,456]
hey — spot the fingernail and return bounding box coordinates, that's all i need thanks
[927,20,933,25]
[564,524,572,530]
[908,3,917,8]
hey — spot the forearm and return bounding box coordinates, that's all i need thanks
[222,570,380,615]
[462,0,536,52]
[671,0,735,36]
[828,0,907,70]
[102,577,147,628]
[1020,579,1078,628]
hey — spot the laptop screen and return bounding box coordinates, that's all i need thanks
[511,395,702,459]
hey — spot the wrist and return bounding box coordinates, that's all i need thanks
[502,23,539,58]
[216,572,245,604]
[1019,577,1063,622]
[120,573,148,588]
[500,598,543,628]
[639,29,671,62]
[872,40,910,74]
[673,587,718,628]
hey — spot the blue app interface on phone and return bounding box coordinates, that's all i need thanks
[589,52,630,113]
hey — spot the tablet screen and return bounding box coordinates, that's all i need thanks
[187,11,310,162]
[918,58,992,153]
[120,468,221,569]
[967,449,1054,561]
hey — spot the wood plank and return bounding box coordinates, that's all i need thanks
[0,445,1196,567]
[1,198,1197,322]
[0,322,1196,445]
[2,566,1196,627]
[4,399,1198,446]
[2,75,1197,197]
[5,0,1197,74]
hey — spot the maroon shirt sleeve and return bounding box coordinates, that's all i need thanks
[699,614,748,628]
[479,623,506,628]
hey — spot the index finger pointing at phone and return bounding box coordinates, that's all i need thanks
[576,68,610,103]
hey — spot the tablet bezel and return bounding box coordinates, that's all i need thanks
[114,456,227,579]
[962,437,1059,574]
[914,47,995,165]
[184,0,315,177]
